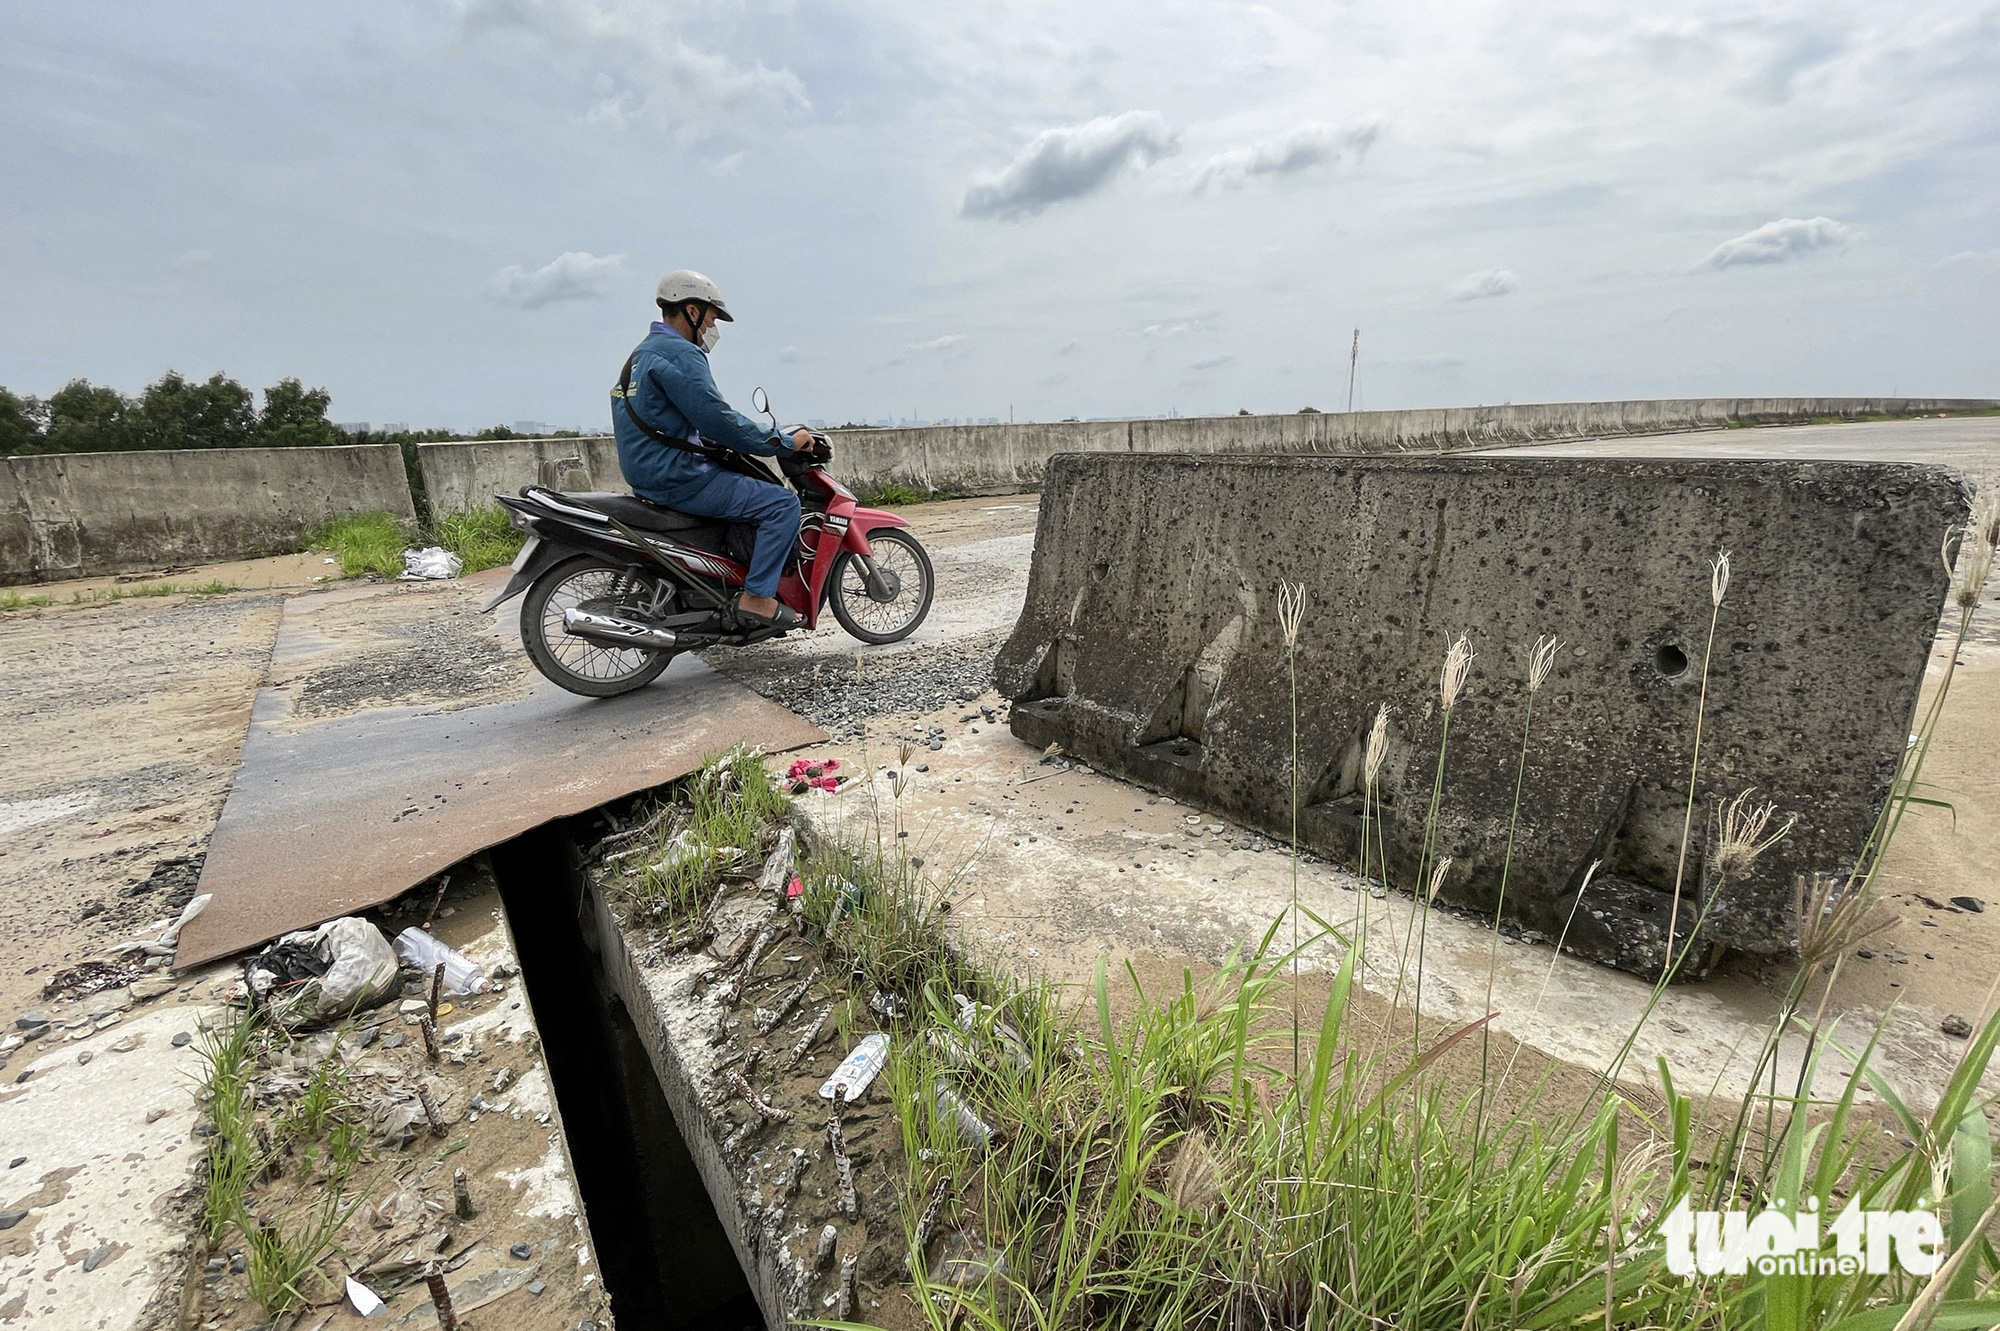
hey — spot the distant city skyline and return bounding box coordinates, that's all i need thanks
[3,2,1995,432]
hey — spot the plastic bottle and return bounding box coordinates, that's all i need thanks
[819,1033,889,1102]
[392,927,489,996]
[935,1079,995,1152]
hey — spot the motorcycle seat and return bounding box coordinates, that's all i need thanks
[572,492,722,537]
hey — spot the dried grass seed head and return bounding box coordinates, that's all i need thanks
[1714,789,1796,878]
[1439,634,1474,712]
[1793,871,1896,968]
[1165,1127,1225,1215]
[1427,856,1453,903]
[1363,703,1390,792]
[1951,496,1997,610]
[1527,634,1562,694]
[1711,550,1732,607]
[1276,580,1307,650]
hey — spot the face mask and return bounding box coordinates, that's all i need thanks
[699,320,721,353]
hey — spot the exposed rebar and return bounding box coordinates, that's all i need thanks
[452,1167,474,1220]
[755,967,818,1035]
[813,1223,838,1271]
[730,1071,792,1124]
[835,1252,858,1320]
[827,1098,858,1218]
[907,1176,949,1273]
[424,1263,458,1331]
[417,1083,446,1137]
[782,1004,831,1071]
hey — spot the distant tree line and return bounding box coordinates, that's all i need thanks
[0,371,569,458]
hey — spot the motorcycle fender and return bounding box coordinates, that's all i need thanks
[480,536,564,612]
[841,507,911,558]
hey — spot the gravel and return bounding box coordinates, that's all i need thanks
[700,629,1006,741]
[295,603,517,720]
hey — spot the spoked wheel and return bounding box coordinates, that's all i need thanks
[828,528,935,645]
[519,556,674,697]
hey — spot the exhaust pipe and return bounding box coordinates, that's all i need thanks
[561,607,679,652]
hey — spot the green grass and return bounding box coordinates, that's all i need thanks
[1727,407,2000,429]
[792,516,2000,1331]
[856,480,957,507]
[435,504,527,574]
[194,1014,366,1318]
[309,511,412,578]
[612,745,791,921]
[195,1015,263,1244]
[0,579,239,613]
[307,504,525,579]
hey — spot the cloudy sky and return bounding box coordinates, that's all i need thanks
[4,0,1996,429]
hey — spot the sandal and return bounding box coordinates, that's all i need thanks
[728,595,802,633]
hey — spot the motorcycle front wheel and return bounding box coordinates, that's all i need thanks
[828,528,935,645]
[519,556,674,698]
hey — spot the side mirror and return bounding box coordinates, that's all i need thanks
[752,387,776,429]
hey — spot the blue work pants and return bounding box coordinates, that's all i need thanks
[675,469,802,598]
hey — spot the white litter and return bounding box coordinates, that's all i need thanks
[345,1275,387,1317]
[819,1033,889,1102]
[399,546,463,580]
[245,917,402,1028]
[393,927,488,996]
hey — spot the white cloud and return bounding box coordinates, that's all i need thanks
[1193,116,1381,191]
[961,111,1179,220]
[1448,268,1520,301]
[1191,353,1234,371]
[1936,250,2000,271]
[913,334,968,351]
[1702,216,1856,269]
[488,251,626,308]
[455,0,806,139]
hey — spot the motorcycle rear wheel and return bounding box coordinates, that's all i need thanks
[520,556,674,697]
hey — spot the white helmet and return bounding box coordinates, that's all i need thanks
[655,269,734,321]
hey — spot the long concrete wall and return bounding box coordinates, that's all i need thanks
[996,452,1968,976]
[418,398,1995,513]
[0,444,415,584]
[5,398,1991,579]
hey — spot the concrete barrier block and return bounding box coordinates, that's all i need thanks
[1,444,415,584]
[417,437,625,516]
[996,453,1967,975]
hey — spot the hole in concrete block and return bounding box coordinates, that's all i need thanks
[1654,644,1689,678]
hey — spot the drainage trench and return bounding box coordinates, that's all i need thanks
[489,816,764,1330]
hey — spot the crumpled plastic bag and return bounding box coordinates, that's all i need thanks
[243,917,400,1028]
[400,546,463,580]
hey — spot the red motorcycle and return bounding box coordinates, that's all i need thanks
[485,390,934,697]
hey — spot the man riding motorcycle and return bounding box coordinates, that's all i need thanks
[610,269,817,631]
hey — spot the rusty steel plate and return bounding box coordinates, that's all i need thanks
[176,573,823,966]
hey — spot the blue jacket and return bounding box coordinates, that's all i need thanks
[611,323,792,507]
